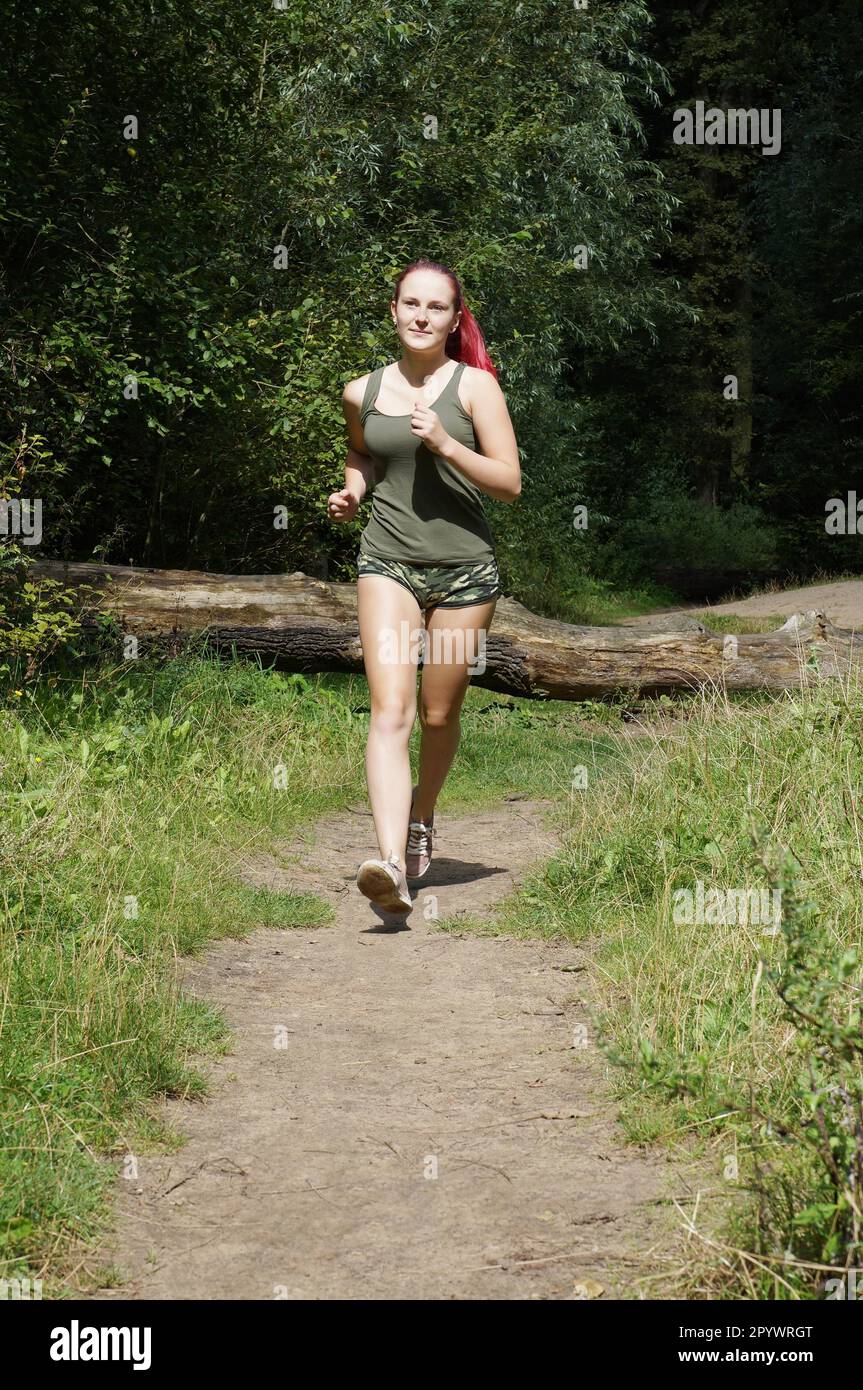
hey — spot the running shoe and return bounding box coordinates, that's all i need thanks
[356,853,413,914]
[406,787,436,880]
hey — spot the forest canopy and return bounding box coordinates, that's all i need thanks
[2,0,860,603]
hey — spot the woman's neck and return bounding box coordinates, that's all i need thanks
[396,348,451,387]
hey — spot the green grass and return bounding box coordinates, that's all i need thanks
[513,571,682,626]
[5,643,860,1300]
[690,611,785,634]
[0,655,608,1291]
[479,673,863,1296]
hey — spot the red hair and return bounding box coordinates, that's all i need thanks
[392,258,498,379]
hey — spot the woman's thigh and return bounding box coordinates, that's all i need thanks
[419,598,498,721]
[356,575,423,717]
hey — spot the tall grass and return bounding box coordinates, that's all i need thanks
[7,641,858,1299]
[487,673,863,1296]
[0,656,602,1290]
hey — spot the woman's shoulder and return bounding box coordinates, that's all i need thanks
[457,362,502,416]
[342,372,370,407]
[343,368,382,414]
[460,362,500,388]
[342,363,390,407]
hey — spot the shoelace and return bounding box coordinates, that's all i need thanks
[407,819,435,855]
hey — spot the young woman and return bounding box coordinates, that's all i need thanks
[327,258,521,916]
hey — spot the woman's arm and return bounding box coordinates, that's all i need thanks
[345,445,375,501]
[411,367,521,503]
[328,377,376,522]
[342,379,376,500]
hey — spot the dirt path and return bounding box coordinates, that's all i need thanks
[91,798,683,1300]
[623,577,863,629]
[700,578,863,627]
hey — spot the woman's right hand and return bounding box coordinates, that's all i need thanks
[327,487,360,523]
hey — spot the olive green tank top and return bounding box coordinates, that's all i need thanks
[358,358,497,565]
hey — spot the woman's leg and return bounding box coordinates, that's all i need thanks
[412,598,498,822]
[356,575,423,869]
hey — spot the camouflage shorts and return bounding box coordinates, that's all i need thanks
[356,552,501,610]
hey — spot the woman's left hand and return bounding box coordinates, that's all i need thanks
[410,403,451,454]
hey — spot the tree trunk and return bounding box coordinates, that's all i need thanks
[35,560,863,702]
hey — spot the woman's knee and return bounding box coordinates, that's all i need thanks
[369,698,417,738]
[419,703,459,731]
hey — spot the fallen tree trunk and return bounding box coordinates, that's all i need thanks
[35,560,863,702]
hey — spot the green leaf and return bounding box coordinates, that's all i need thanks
[792,1204,838,1227]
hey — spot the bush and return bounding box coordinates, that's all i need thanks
[0,545,87,681]
[589,459,782,591]
[628,493,779,574]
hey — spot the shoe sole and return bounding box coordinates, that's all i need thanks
[356,861,413,914]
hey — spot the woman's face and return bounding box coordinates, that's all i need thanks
[391,270,460,353]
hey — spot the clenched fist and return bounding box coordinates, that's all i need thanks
[327,488,360,523]
[410,403,451,454]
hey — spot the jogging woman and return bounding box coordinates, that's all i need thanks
[327,258,521,916]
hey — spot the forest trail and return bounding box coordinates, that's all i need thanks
[91,798,684,1301]
[624,577,863,628]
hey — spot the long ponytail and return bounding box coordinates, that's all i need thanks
[392,258,498,379]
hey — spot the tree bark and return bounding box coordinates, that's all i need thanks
[35,560,863,702]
